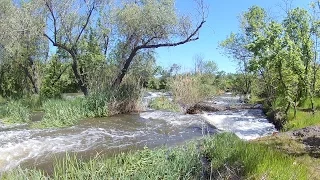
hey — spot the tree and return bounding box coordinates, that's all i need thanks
[43,0,105,96]
[111,0,207,87]
[220,33,253,95]
[203,60,218,74]
[0,0,46,95]
[193,54,205,74]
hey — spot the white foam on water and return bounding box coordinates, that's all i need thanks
[201,109,277,140]
[0,127,146,172]
[140,110,205,126]
[0,93,277,172]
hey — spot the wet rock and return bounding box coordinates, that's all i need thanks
[253,104,263,109]
[186,102,260,114]
[185,106,202,114]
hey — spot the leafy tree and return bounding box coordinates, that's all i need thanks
[42,0,105,96]
[111,0,207,86]
[0,0,46,96]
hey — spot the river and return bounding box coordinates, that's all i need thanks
[0,92,276,173]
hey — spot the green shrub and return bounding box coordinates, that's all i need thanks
[0,96,6,104]
[30,83,143,128]
[83,92,110,118]
[107,83,143,115]
[20,94,43,111]
[149,96,180,112]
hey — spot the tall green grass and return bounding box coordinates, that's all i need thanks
[204,133,308,179]
[31,98,85,128]
[0,100,30,124]
[1,133,309,180]
[0,95,43,124]
[30,83,143,128]
[284,109,320,131]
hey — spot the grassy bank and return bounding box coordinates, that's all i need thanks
[284,109,320,131]
[1,133,309,180]
[0,84,143,128]
[0,100,31,124]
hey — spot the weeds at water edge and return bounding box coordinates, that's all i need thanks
[1,133,309,180]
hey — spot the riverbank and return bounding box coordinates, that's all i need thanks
[144,93,320,179]
[255,125,320,180]
[1,133,309,179]
[1,93,319,179]
[0,86,142,129]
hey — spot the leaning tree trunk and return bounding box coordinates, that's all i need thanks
[112,49,138,87]
[70,53,89,96]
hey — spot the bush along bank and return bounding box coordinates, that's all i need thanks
[1,133,309,180]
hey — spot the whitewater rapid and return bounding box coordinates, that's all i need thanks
[0,92,276,172]
[141,92,277,140]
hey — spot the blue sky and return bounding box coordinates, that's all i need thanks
[155,0,311,73]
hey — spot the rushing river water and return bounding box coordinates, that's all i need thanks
[0,92,276,173]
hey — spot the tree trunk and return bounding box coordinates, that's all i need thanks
[29,56,40,94]
[70,53,89,96]
[112,49,138,87]
[309,91,315,114]
[22,60,39,95]
[285,102,291,116]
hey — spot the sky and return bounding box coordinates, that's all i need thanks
[155,0,311,73]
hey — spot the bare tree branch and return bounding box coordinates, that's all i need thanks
[138,20,205,50]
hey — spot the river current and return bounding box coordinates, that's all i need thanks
[0,92,276,172]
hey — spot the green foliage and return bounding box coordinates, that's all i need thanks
[221,4,320,125]
[0,96,6,104]
[107,83,143,114]
[284,109,320,131]
[83,93,110,118]
[149,96,180,112]
[20,95,43,111]
[31,99,85,128]
[203,133,308,179]
[30,82,143,128]
[0,62,26,98]
[40,55,78,99]
[2,133,309,179]
[1,100,30,124]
